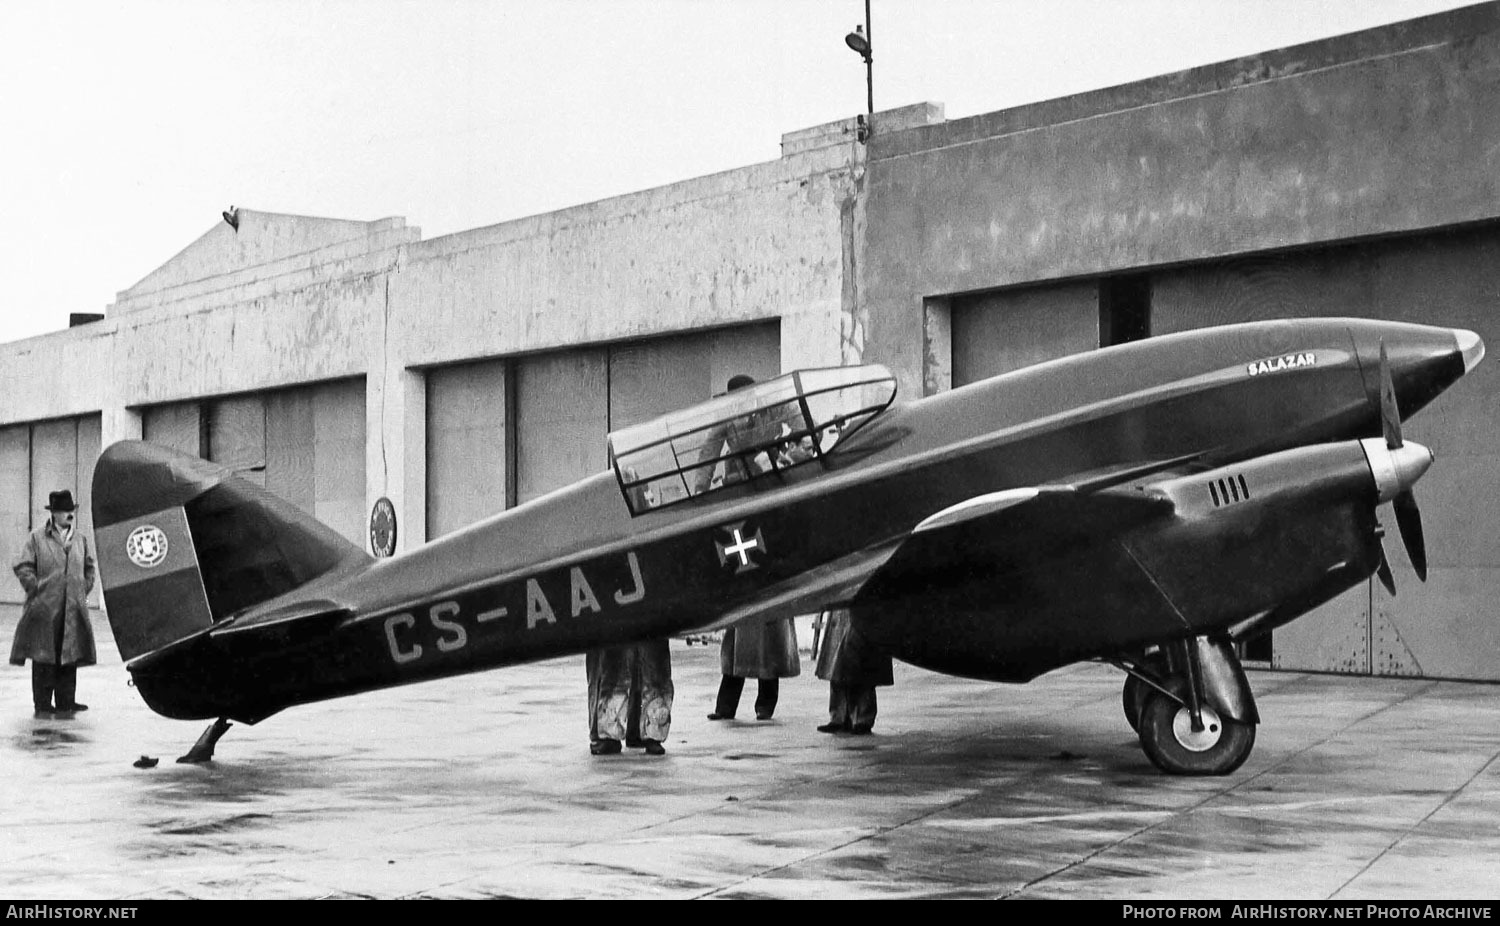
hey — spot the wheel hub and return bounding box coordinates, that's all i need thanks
[1171,704,1223,752]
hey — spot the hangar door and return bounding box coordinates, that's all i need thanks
[1150,227,1500,682]
[141,378,367,547]
[0,414,103,606]
[951,280,1103,386]
[950,226,1500,681]
[426,322,780,538]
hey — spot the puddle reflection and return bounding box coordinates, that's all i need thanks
[135,760,322,807]
[13,717,90,751]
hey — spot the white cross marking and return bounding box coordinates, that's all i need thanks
[723,529,759,566]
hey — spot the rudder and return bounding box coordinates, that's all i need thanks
[92,440,371,662]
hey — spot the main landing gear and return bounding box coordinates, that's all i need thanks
[1116,637,1257,776]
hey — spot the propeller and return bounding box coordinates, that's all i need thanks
[1392,491,1428,582]
[1374,536,1397,597]
[1375,341,1429,587]
[1379,341,1403,451]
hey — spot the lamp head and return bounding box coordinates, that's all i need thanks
[844,25,870,60]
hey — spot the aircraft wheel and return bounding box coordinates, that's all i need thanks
[1122,675,1148,732]
[1121,653,1166,732]
[1137,691,1255,776]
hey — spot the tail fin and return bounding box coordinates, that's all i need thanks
[92,440,372,662]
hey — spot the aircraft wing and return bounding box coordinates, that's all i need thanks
[692,538,908,633]
[700,482,1175,635]
[854,483,1177,606]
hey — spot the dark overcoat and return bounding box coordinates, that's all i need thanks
[720,618,800,679]
[10,523,97,667]
[813,609,892,687]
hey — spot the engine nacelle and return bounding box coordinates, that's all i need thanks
[1125,437,1429,638]
[852,438,1432,685]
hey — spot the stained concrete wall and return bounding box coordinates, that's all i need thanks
[0,120,863,557]
[388,147,853,373]
[861,2,1500,396]
[852,3,1500,680]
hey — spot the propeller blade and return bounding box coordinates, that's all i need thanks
[1379,340,1403,450]
[1393,490,1428,581]
[1375,548,1397,596]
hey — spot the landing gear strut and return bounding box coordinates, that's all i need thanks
[1121,637,1258,776]
[177,717,232,764]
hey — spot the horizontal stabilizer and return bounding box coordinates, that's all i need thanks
[93,441,372,662]
[212,599,355,638]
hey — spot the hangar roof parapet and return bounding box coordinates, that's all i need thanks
[113,209,420,314]
[779,102,946,156]
[872,1,1500,161]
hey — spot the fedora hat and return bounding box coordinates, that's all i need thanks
[44,490,77,512]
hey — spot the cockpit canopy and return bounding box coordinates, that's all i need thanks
[607,365,898,515]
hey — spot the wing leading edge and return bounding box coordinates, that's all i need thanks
[704,480,1177,637]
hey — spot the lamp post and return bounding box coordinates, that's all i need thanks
[844,0,872,142]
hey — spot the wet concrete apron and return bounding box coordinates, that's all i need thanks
[1,609,1497,899]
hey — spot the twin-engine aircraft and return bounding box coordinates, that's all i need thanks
[92,317,1484,774]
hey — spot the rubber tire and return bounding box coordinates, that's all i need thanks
[1122,675,1148,732]
[1122,653,1167,732]
[1137,691,1256,776]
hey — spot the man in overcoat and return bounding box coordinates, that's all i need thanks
[707,618,800,721]
[11,490,97,717]
[813,608,892,735]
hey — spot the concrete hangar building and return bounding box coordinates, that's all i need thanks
[2,4,1496,682]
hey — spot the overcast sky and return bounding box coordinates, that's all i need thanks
[0,0,1484,346]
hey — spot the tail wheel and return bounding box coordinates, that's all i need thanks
[1137,691,1256,776]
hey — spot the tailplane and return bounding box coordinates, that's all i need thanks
[91,440,372,662]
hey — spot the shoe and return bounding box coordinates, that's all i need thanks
[625,737,644,748]
[590,738,622,755]
[850,725,873,736]
[33,708,53,719]
[816,722,845,734]
[706,713,733,721]
[642,739,666,756]
[755,712,773,721]
[59,703,87,712]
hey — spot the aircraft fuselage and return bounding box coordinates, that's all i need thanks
[124,318,1474,722]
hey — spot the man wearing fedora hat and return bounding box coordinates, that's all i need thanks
[11,489,97,717]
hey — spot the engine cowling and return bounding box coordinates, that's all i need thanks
[1124,436,1432,639]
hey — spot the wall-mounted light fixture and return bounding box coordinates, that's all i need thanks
[222,206,239,231]
[844,1,873,143]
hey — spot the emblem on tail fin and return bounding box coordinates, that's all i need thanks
[126,525,169,568]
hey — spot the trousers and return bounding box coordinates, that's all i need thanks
[32,663,78,711]
[715,675,779,719]
[828,683,877,730]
